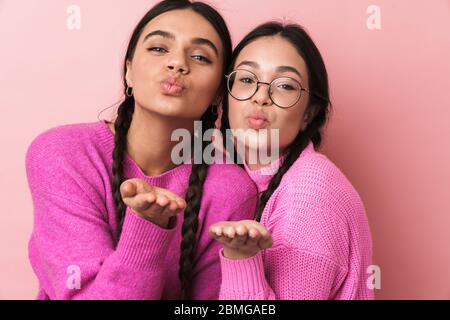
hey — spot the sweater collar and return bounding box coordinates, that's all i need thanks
[243,141,315,193]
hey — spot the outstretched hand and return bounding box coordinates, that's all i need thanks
[120,178,186,228]
[209,220,273,260]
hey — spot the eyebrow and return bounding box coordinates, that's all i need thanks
[236,60,303,79]
[143,30,175,41]
[143,30,219,56]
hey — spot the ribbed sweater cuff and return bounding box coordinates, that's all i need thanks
[115,207,177,270]
[219,249,268,294]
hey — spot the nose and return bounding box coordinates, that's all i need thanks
[251,83,273,107]
[166,51,189,75]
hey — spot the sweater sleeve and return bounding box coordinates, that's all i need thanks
[218,246,347,300]
[26,135,176,300]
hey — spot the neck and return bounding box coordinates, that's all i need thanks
[244,152,266,171]
[243,146,283,171]
[123,105,195,176]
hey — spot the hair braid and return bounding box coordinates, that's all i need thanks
[111,98,135,240]
[179,106,217,299]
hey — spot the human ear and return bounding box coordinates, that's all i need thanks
[125,60,133,87]
[212,94,222,107]
[301,107,319,131]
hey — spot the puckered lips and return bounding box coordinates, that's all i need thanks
[246,111,269,129]
[160,76,186,97]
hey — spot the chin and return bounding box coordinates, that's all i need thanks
[139,94,207,119]
[141,100,184,116]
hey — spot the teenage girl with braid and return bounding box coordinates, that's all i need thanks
[25,0,258,300]
[209,23,374,299]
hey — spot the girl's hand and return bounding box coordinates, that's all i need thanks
[209,220,273,260]
[120,178,186,228]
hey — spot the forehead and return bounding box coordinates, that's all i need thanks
[139,9,223,49]
[235,36,308,79]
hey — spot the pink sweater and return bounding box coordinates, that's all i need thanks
[218,142,374,300]
[25,120,258,300]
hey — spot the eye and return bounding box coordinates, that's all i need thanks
[278,84,295,91]
[147,47,168,53]
[192,55,212,64]
[239,77,255,84]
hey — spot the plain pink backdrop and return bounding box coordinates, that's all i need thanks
[0,0,449,299]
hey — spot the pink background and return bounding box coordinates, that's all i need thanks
[1,0,449,299]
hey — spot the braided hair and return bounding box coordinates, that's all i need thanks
[220,22,332,222]
[109,0,232,299]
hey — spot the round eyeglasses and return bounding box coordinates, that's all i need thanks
[225,69,311,109]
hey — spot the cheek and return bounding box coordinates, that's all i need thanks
[275,111,304,149]
[186,69,222,111]
[130,57,157,90]
[132,54,152,73]
[194,71,220,95]
[227,98,245,129]
[197,66,221,87]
